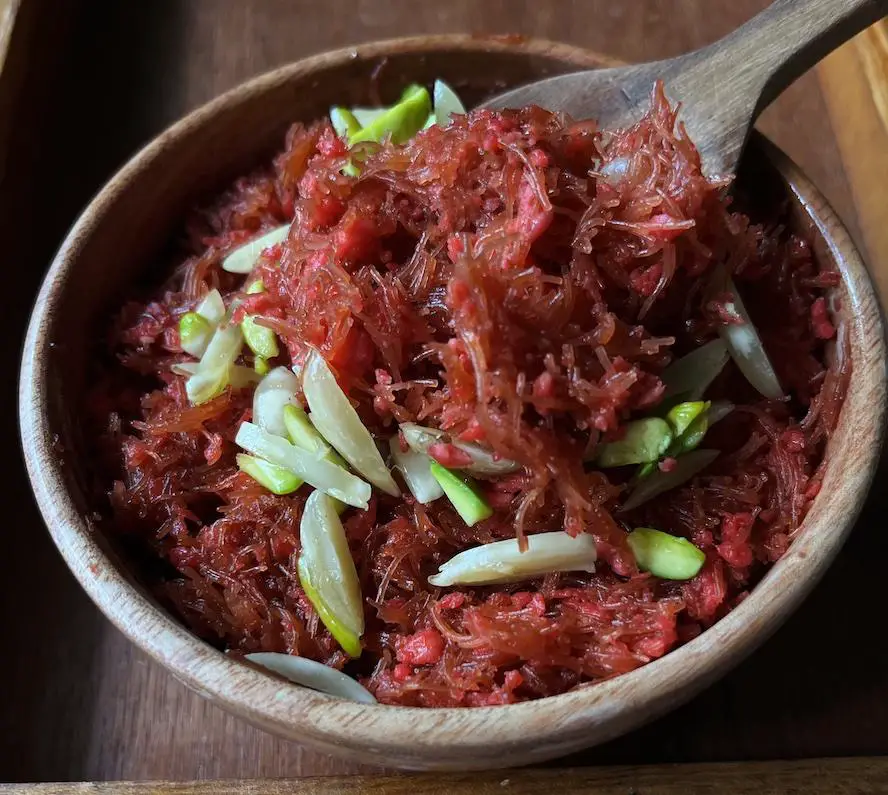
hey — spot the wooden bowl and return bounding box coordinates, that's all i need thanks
[18,35,887,771]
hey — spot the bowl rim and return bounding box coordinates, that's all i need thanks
[18,33,888,768]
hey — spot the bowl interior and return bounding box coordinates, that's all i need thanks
[19,36,886,770]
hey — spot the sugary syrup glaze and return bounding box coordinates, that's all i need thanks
[89,85,847,706]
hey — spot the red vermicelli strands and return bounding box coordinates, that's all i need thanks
[93,83,844,706]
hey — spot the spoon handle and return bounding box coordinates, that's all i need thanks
[709,0,886,111]
[666,0,887,173]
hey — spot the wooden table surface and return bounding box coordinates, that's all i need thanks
[2,0,887,785]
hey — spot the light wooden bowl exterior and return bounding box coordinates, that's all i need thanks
[18,36,887,771]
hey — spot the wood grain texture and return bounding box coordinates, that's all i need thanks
[1,0,886,783]
[3,758,888,794]
[819,20,888,299]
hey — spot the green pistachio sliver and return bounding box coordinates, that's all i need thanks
[627,527,705,580]
[196,289,225,326]
[398,83,427,103]
[185,323,244,405]
[635,461,658,480]
[237,453,303,495]
[242,315,279,359]
[671,412,709,456]
[595,418,673,468]
[298,490,364,657]
[235,422,370,509]
[299,559,362,658]
[667,400,733,457]
[254,356,271,375]
[282,404,347,469]
[388,436,443,504]
[330,106,361,138]
[178,312,213,357]
[665,401,709,437]
[245,279,265,295]
[429,462,493,527]
[348,85,432,147]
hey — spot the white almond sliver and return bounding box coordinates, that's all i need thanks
[253,366,300,438]
[429,531,597,587]
[245,652,375,704]
[388,437,443,504]
[302,350,400,496]
[235,422,371,508]
[222,224,291,274]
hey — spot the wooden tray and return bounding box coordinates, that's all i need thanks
[2,0,887,788]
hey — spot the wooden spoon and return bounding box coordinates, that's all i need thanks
[485,0,886,175]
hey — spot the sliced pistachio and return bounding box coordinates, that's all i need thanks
[242,315,279,359]
[330,106,361,138]
[348,84,432,147]
[254,356,271,375]
[429,531,597,587]
[179,288,226,358]
[672,412,709,455]
[229,364,263,390]
[235,422,371,509]
[184,367,229,406]
[429,462,492,526]
[236,453,303,495]
[666,401,709,437]
[174,360,258,390]
[179,312,213,358]
[185,323,244,405]
[664,400,710,457]
[282,403,347,469]
[668,400,732,457]
[595,418,673,468]
[298,490,364,658]
[627,527,705,580]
